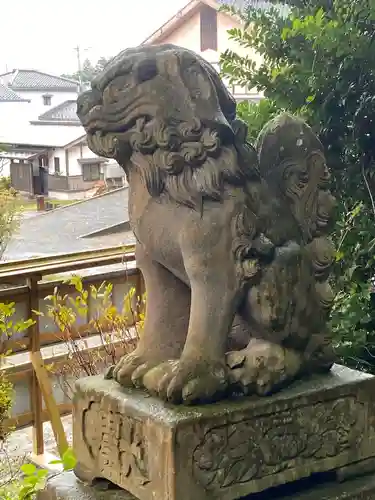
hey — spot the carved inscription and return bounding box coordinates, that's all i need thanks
[82,400,149,486]
[193,397,365,490]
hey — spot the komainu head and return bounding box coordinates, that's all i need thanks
[77,44,259,209]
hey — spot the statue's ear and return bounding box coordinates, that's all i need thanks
[231,118,248,144]
[231,118,259,178]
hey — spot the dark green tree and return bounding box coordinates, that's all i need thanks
[222,0,375,198]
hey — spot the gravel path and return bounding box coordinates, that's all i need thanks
[4,414,72,460]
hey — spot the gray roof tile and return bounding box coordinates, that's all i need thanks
[0,83,27,102]
[37,100,79,123]
[0,70,79,91]
[4,187,133,260]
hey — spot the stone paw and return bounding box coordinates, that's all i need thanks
[141,360,180,399]
[164,358,229,405]
[110,349,165,387]
[226,339,302,396]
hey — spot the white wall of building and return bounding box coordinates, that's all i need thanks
[157,9,263,100]
[163,11,202,53]
[15,90,78,120]
[0,158,10,177]
[47,147,67,175]
[0,89,79,154]
[0,101,35,129]
[48,141,100,177]
[68,142,95,176]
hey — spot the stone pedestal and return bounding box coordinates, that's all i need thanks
[37,470,375,500]
[71,365,375,500]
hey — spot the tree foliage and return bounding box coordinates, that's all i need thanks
[236,99,281,142]
[221,0,375,198]
[62,56,113,84]
[221,0,375,369]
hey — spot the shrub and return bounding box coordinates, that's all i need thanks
[40,275,143,397]
[0,303,35,442]
[0,448,77,499]
[235,99,281,142]
[0,188,20,260]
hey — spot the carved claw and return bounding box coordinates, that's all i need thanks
[142,360,180,399]
[226,339,302,396]
[104,365,115,380]
[166,358,229,405]
[111,349,164,387]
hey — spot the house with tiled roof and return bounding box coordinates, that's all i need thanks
[0,70,120,196]
[0,83,29,103]
[0,94,126,199]
[0,70,81,177]
[142,0,273,102]
[30,100,80,126]
[0,69,79,117]
[0,82,30,136]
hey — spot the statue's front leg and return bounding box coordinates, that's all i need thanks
[164,256,239,404]
[110,245,190,387]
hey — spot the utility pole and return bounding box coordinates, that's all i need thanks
[73,45,83,92]
[73,45,92,91]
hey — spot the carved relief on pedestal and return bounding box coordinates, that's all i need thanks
[81,400,150,486]
[192,397,365,491]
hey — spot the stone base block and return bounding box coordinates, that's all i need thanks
[72,365,375,500]
[37,471,135,499]
[37,470,375,500]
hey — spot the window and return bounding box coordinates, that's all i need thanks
[200,5,218,52]
[42,94,52,106]
[82,163,101,182]
[233,84,251,96]
[54,157,60,174]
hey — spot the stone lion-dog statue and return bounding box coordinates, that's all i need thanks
[77,44,336,405]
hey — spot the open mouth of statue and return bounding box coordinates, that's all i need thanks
[88,115,153,137]
[83,101,155,135]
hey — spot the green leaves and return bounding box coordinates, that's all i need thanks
[236,99,281,142]
[49,447,77,471]
[14,462,49,499]
[20,464,36,476]
[0,450,77,499]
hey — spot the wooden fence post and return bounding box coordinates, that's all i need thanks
[134,270,145,321]
[27,276,44,456]
[30,351,69,457]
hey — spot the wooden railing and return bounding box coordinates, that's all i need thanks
[0,244,141,459]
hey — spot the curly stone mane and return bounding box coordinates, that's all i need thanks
[125,116,260,212]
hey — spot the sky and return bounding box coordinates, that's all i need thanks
[0,0,188,75]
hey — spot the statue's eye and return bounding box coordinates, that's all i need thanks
[113,74,134,91]
[103,75,134,103]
